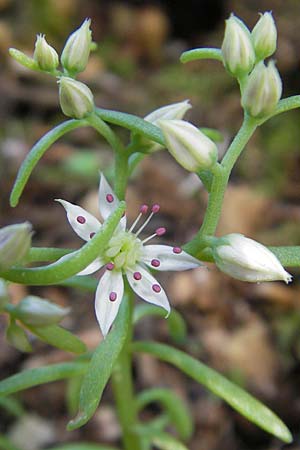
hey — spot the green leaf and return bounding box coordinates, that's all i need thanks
[47,444,119,450]
[180,48,223,64]
[0,396,25,417]
[27,324,87,354]
[67,295,130,430]
[136,388,193,440]
[66,375,83,415]
[269,246,300,267]
[0,202,125,285]
[151,432,189,450]
[133,305,187,344]
[132,341,293,443]
[200,127,224,143]
[0,362,88,397]
[10,119,87,208]
[96,108,164,145]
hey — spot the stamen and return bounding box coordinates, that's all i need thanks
[140,204,149,214]
[152,284,161,293]
[133,271,142,280]
[128,204,149,233]
[109,291,117,302]
[106,193,114,203]
[90,232,95,239]
[77,216,86,224]
[142,227,167,244]
[151,259,160,267]
[151,204,160,213]
[106,262,115,271]
[173,246,182,254]
[135,204,160,237]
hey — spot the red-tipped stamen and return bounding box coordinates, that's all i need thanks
[106,262,115,271]
[135,203,160,237]
[129,204,149,233]
[152,284,161,293]
[151,204,160,213]
[151,259,160,267]
[106,193,114,203]
[142,226,167,244]
[133,271,142,280]
[109,291,117,302]
[173,246,182,254]
[77,216,86,224]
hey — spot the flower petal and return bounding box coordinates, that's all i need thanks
[95,269,124,337]
[126,265,170,315]
[77,258,104,276]
[98,174,126,229]
[141,244,202,271]
[56,199,101,241]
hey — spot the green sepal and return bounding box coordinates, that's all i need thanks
[132,341,293,443]
[9,48,39,71]
[26,324,86,354]
[67,294,130,430]
[6,321,32,353]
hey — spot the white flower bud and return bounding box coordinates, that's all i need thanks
[33,34,59,71]
[13,296,70,326]
[212,233,292,283]
[242,60,282,117]
[61,19,92,74]
[143,100,192,153]
[0,223,32,270]
[59,76,94,119]
[158,119,218,172]
[252,12,277,60]
[221,15,255,77]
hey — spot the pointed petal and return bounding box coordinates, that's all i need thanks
[141,244,202,271]
[56,199,101,241]
[126,265,170,315]
[99,173,126,230]
[95,270,124,337]
[77,258,104,276]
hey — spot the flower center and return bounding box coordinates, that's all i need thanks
[104,230,142,270]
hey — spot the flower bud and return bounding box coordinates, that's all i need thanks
[0,223,32,270]
[61,19,92,74]
[33,34,59,72]
[59,76,94,119]
[251,12,277,60]
[242,60,282,117]
[143,100,192,152]
[212,233,292,283]
[6,321,32,352]
[221,15,255,77]
[158,119,218,172]
[13,296,70,326]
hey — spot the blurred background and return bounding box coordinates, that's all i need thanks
[1,0,300,449]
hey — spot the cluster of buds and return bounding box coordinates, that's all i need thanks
[221,12,281,118]
[10,20,95,120]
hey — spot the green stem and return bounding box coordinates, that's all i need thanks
[114,150,129,200]
[111,288,142,450]
[184,115,258,257]
[86,113,124,154]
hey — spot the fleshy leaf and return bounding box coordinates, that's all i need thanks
[27,324,87,354]
[67,294,130,430]
[132,341,293,443]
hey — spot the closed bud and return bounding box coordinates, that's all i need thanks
[221,15,255,77]
[33,34,59,72]
[61,19,92,74]
[59,76,94,119]
[6,321,32,353]
[252,12,277,60]
[143,100,192,152]
[0,223,32,270]
[212,233,292,283]
[13,296,70,326]
[158,119,218,172]
[242,60,282,117]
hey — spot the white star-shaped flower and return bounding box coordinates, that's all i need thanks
[56,174,202,337]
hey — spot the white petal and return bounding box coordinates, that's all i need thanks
[56,199,101,241]
[98,174,126,230]
[77,258,104,276]
[141,244,202,271]
[95,270,124,337]
[126,265,170,315]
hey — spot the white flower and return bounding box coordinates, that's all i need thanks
[56,174,202,337]
[212,233,292,283]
